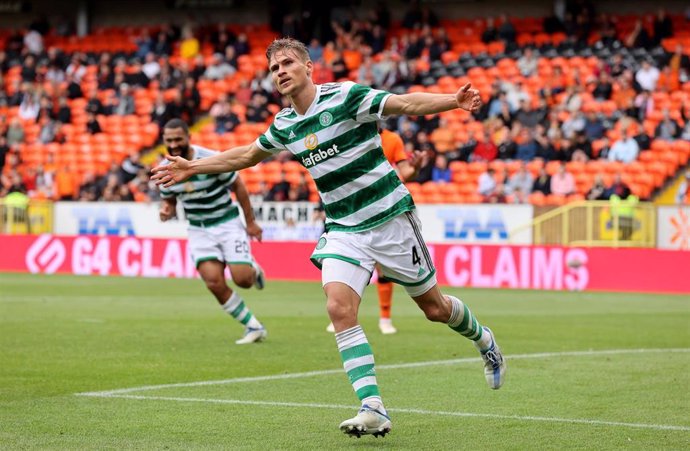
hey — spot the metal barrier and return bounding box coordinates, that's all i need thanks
[509,200,656,248]
[0,199,54,234]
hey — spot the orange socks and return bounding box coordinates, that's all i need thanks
[377,281,393,319]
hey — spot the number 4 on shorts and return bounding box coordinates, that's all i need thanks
[412,245,421,266]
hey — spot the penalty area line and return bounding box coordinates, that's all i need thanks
[86,394,690,432]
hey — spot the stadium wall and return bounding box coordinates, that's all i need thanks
[2,234,689,294]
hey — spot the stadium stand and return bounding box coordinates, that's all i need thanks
[1,4,689,205]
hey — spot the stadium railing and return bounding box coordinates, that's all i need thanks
[509,200,656,247]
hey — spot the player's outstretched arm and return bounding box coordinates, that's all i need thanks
[151,143,272,188]
[231,176,262,242]
[383,83,482,117]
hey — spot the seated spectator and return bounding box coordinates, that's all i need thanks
[78,172,102,201]
[478,167,497,197]
[515,129,539,162]
[114,83,135,116]
[179,26,200,59]
[604,173,631,200]
[471,132,498,162]
[635,60,660,92]
[431,154,451,183]
[204,53,236,80]
[514,99,541,128]
[532,167,551,196]
[517,48,538,77]
[571,132,592,162]
[246,93,270,123]
[18,92,40,121]
[288,174,311,201]
[38,118,60,144]
[210,95,240,134]
[583,111,606,141]
[265,174,290,201]
[119,153,144,184]
[142,52,161,80]
[586,174,608,200]
[86,112,102,134]
[7,118,25,146]
[481,17,499,43]
[608,129,639,163]
[592,72,613,101]
[550,162,575,196]
[508,162,534,197]
[486,184,508,203]
[497,14,516,45]
[654,109,681,141]
[562,111,586,138]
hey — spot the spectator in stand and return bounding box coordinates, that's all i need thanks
[655,109,681,141]
[86,112,102,134]
[583,110,606,141]
[56,97,71,123]
[608,129,639,163]
[307,39,324,62]
[431,154,451,183]
[181,77,201,123]
[23,28,44,55]
[246,93,270,123]
[517,48,538,77]
[265,173,290,201]
[7,118,25,146]
[204,53,236,80]
[210,94,240,134]
[515,128,539,162]
[482,17,499,43]
[114,83,135,116]
[604,173,631,200]
[635,60,660,92]
[142,52,161,80]
[153,30,173,56]
[0,136,8,172]
[78,172,102,201]
[561,85,583,113]
[119,153,144,184]
[21,55,37,83]
[532,166,551,195]
[478,167,497,198]
[550,162,575,196]
[85,89,104,115]
[497,14,516,46]
[471,131,498,162]
[66,55,87,83]
[180,26,200,59]
[234,33,250,56]
[288,174,311,201]
[586,174,608,200]
[562,110,586,139]
[508,162,533,197]
[653,8,673,46]
[38,117,60,144]
[18,91,39,121]
[625,19,652,49]
[592,72,613,101]
[571,132,592,162]
[486,184,508,204]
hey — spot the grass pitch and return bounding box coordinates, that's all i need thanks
[1,273,688,450]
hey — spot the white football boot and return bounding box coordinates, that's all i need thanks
[235,326,267,345]
[475,327,506,389]
[339,404,392,438]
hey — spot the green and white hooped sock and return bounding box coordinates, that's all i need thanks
[222,291,262,329]
[336,325,386,414]
[447,295,492,351]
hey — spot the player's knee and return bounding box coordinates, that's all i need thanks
[204,276,227,295]
[232,274,254,289]
[326,296,356,321]
[419,303,446,322]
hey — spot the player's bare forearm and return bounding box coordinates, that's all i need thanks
[189,145,258,175]
[383,83,481,116]
[232,177,255,224]
[385,93,458,116]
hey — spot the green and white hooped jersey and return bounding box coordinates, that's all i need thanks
[255,81,414,232]
[159,145,239,227]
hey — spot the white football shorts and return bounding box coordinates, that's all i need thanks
[311,211,437,298]
[188,217,254,267]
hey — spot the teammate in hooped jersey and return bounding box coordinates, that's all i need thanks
[158,119,268,345]
[153,38,506,438]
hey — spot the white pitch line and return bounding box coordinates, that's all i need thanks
[76,348,690,397]
[88,394,690,432]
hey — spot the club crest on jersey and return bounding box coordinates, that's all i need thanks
[316,237,327,249]
[319,111,333,126]
[304,133,318,150]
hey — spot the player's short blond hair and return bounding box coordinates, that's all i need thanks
[266,38,310,63]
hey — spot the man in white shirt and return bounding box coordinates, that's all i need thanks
[608,129,640,163]
[635,60,660,92]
